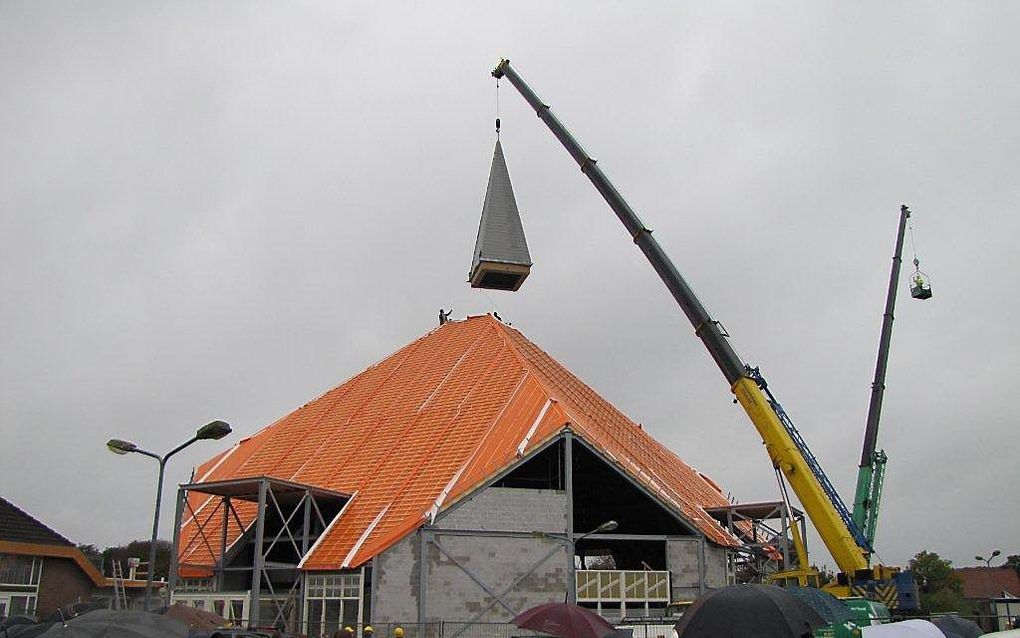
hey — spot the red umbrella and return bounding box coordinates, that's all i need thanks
[513,602,617,638]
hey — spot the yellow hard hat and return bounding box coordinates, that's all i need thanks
[364,628,374,634]
[394,628,404,638]
[344,628,354,634]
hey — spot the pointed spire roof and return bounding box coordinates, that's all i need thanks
[178,316,738,574]
[469,141,532,288]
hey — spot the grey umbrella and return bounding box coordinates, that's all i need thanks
[931,616,983,638]
[674,584,826,638]
[787,587,854,625]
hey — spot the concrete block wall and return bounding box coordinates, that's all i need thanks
[666,538,731,602]
[372,531,419,624]
[420,532,567,622]
[372,487,569,623]
[703,544,731,588]
[434,487,567,533]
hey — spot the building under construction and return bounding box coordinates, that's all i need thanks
[170,315,751,634]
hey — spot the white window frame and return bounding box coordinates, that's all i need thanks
[303,570,364,638]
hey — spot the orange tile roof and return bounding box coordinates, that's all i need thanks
[178,315,738,573]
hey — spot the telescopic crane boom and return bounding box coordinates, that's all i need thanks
[491,58,917,609]
[852,204,911,546]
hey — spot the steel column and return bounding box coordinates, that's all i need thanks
[219,497,230,590]
[564,431,575,602]
[417,527,429,624]
[249,478,268,628]
[168,487,186,596]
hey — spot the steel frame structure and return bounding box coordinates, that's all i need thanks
[169,476,349,630]
[705,501,808,574]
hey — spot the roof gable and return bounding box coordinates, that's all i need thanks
[179,315,736,572]
[0,497,73,547]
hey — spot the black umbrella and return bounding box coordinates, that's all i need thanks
[674,584,826,638]
[931,616,983,638]
[7,624,56,638]
[787,586,854,625]
[37,610,187,638]
[4,617,38,629]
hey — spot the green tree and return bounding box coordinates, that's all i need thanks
[77,543,103,569]
[1007,554,1020,574]
[101,540,172,580]
[908,550,967,613]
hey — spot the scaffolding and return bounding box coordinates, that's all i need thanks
[169,476,349,630]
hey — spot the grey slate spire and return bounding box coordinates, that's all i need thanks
[468,140,532,291]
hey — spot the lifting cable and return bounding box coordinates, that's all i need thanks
[907,215,933,298]
[908,218,921,273]
[495,77,501,139]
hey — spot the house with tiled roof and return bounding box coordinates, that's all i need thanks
[955,566,1020,631]
[0,496,106,618]
[170,315,741,633]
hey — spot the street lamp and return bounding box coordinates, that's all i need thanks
[567,520,619,602]
[579,519,619,541]
[107,420,232,610]
[975,549,1002,567]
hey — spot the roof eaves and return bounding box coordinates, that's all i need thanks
[0,540,105,586]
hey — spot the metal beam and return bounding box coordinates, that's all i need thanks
[564,431,575,603]
[249,478,268,628]
[219,496,230,590]
[448,541,564,638]
[168,487,186,595]
[417,527,428,624]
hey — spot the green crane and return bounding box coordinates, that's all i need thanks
[851,204,930,545]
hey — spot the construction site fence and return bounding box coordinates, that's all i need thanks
[243,616,1018,638]
[243,621,673,638]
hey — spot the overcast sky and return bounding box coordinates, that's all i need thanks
[2,2,1017,573]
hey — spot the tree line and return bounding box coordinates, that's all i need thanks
[77,540,172,581]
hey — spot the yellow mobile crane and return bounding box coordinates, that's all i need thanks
[482,59,918,610]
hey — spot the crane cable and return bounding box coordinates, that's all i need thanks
[495,77,501,139]
[908,217,921,272]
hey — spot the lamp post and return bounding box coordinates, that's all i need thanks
[107,420,232,611]
[975,549,1002,567]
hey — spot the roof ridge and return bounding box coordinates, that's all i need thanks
[490,321,638,444]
